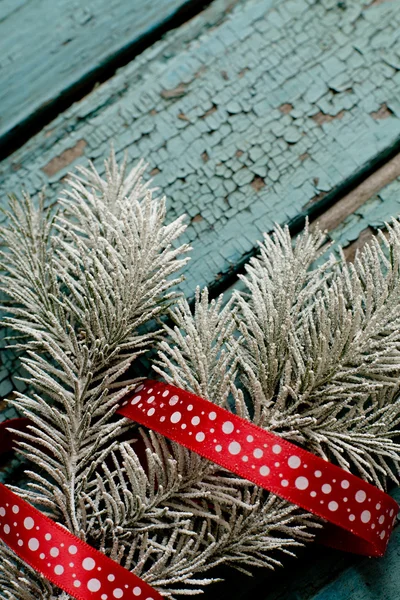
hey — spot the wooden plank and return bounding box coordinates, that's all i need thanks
[312,152,400,234]
[0,0,205,146]
[1,0,400,302]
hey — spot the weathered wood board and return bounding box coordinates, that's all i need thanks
[0,0,201,145]
[2,0,400,298]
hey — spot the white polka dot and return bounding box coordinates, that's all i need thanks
[390,509,394,517]
[191,416,200,426]
[0,507,5,517]
[3,524,10,534]
[322,484,331,494]
[135,385,144,391]
[349,514,355,522]
[45,533,52,541]
[17,540,23,547]
[281,479,289,487]
[28,538,39,551]
[86,579,101,592]
[247,435,254,443]
[74,581,81,588]
[40,553,45,559]
[228,441,241,455]
[341,480,350,489]
[108,574,116,582]
[196,432,205,442]
[162,390,169,397]
[171,411,181,424]
[187,404,193,411]
[288,456,301,469]
[209,412,217,420]
[361,510,371,523]
[253,448,263,459]
[12,505,19,514]
[215,445,222,452]
[222,421,234,434]
[310,491,317,497]
[242,455,248,462]
[50,547,59,557]
[82,557,96,571]
[147,408,155,416]
[55,565,64,575]
[24,517,34,530]
[355,490,366,503]
[380,530,386,540]
[260,466,270,476]
[101,595,108,600]
[379,515,385,525]
[295,476,309,490]
[314,470,322,478]
[169,395,179,406]
[328,501,338,512]
[69,545,78,555]
[131,395,141,405]
[376,503,381,510]
[133,588,142,596]
[113,589,123,598]
[272,444,282,454]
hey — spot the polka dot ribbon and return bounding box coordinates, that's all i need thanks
[117,380,398,558]
[0,380,398,600]
[0,420,162,600]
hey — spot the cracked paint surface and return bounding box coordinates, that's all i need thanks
[1,0,400,400]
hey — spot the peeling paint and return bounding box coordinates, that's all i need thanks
[41,140,87,176]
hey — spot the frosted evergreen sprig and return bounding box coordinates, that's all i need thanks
[234,223,400,489]
[0,156,311,599]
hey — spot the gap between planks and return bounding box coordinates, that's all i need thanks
[312,152,400,235]
[0,0,217,161]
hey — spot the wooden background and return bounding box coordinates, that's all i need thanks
[1,0,400,598]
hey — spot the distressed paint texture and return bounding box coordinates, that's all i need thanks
[1,0,400,294]
[0,0,201,142]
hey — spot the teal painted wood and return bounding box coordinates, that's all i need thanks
[0,0,200,143]
[1,0,400,302]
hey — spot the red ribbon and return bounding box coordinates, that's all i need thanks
[0,380,398,600]
[118,381,398,557]
[0,419,162,600]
